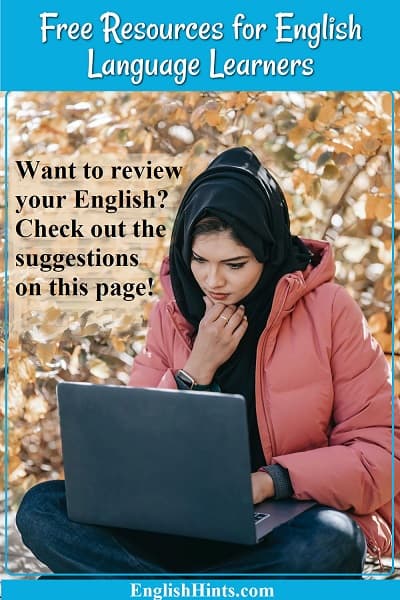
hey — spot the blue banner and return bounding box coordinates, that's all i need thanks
[1,0,399,90]
[2,579,400,600]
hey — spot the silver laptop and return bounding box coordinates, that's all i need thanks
[57,382,316,545]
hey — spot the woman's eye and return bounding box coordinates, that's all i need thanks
[191,255,205,263]
[191,255,246,269]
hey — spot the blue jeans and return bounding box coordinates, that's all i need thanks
[16,480,366,575]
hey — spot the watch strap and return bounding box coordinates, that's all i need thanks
[174,370,221,393]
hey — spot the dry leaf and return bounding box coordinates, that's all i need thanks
[88,358,111,379]
[368,312,388,334]
[365,194,392,220]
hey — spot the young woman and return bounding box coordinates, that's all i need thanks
[17,146,399,575]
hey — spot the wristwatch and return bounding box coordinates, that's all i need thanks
[175,369,197,390]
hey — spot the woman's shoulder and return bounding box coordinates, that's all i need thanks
[312,281,363,312]
[301,280,366,329]
[146,295,172,323]
[147,295,193,336]
[313,281,354,301]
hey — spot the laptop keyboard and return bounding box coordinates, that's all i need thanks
[254,512,270,523]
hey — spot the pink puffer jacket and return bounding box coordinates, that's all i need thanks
[129,239,400,560]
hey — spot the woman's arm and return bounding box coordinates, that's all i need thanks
[129,295,249,390]
[272,286,399,515]
[128,300,178,389]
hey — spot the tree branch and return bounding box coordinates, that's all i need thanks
[322,145,385,240]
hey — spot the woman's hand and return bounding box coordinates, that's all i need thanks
[251,471,275,504]
[183,296,248,384]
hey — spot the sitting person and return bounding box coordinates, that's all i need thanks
[16,146,399,574]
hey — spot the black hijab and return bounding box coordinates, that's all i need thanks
[169,147,311,469]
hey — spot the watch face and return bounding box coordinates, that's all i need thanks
[176,370,194,389]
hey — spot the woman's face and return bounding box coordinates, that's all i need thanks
[191,231,264,305]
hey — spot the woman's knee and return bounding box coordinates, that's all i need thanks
[305,508,366,572]
[271,507,366,574]
[16,480,67,542]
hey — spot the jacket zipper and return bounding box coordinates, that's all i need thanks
[256,280,292,461]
